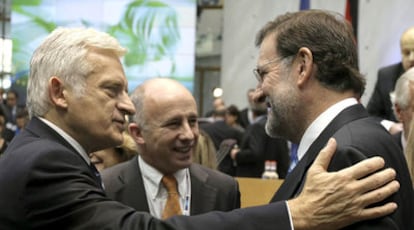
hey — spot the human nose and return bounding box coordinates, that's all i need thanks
[252,87,266,103]
[118,92,136,116]
[180,121,195,140]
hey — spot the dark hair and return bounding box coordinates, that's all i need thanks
[16,108,28,119]
[6,89,19,99]
[226,105,240,118]
[213,108,226,117]
[255,9,365,98]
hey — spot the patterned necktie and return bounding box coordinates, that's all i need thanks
[161,175,182,219]
[89,163,104,190]
[288,143,299,173]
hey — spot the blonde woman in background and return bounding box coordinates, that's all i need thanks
[193,129,217,169]
[90,131,138,171]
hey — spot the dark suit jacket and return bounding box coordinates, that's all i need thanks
[0,117,291,230]
[367,62,405,121]
[101,156,240,215]
[271,104,414,229]
[199,120,243,150]
[235,116,289,178]
[392,131,403,151]
[239,108,251,128]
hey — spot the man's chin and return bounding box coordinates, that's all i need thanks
[175,156,192,167]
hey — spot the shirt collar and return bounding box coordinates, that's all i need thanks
[138,155,188,200]
[297,98,358,161]
[38,117,90,165]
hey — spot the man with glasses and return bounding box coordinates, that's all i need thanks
[0,26,401,230]
[253,9,414,229]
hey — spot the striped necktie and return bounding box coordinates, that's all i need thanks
[161,175,182,219]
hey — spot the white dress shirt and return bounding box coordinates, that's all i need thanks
[138,155,191,218]
[38,117,90,165]
[286,98,358,230]
[297,98,358,162]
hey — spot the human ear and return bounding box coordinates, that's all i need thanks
[296,47,314,87]
[48,76,68,108]
[128,123,145,145]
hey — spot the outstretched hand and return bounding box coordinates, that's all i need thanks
[288,138,399,230]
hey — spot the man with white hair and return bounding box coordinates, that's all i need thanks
[367,26,414,135]
[390,67,414,152]
[0,26,401,230]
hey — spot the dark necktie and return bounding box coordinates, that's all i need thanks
[89,163,104,190]
[161,175,182,219]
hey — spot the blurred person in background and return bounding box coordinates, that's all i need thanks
[367,26,414,133]
[225,104,245,133]
[193,129,217,169]
[0,110,9,155]
[90,131,138,171]
[239,88,256,128]
[230,99,289,178]
[389,67,414,152]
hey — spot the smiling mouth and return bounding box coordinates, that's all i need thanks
[174,146,193,153]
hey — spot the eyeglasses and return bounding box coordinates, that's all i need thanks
[253,57,281,82]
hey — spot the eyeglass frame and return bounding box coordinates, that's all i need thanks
[253,57,282,82]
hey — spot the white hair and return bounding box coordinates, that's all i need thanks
[390,67,414,111]
[27,27,127,118]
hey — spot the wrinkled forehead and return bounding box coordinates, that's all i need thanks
[258,32,278,62]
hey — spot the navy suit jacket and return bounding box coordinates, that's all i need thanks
[0,117,292,230]
[101,156,240,215]
[367,62,405,121]
[271,104,414,229]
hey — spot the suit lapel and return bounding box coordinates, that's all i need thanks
[26,117,102,184]
[26,117,79,154]
[272,104,369,201]
[116,156,150,212]
[189,165,217,215]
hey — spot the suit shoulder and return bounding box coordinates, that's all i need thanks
[378,62,403,77]
[5,136,83,168]
[333,117,402,160]
[191,163,236,182]
[101,159,132,178]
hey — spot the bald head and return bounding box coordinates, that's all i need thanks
[141,78,193,99]
[401,27,414,44]
[400,27,414,71]
[130,78,196,127]
[128,78,199,174]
